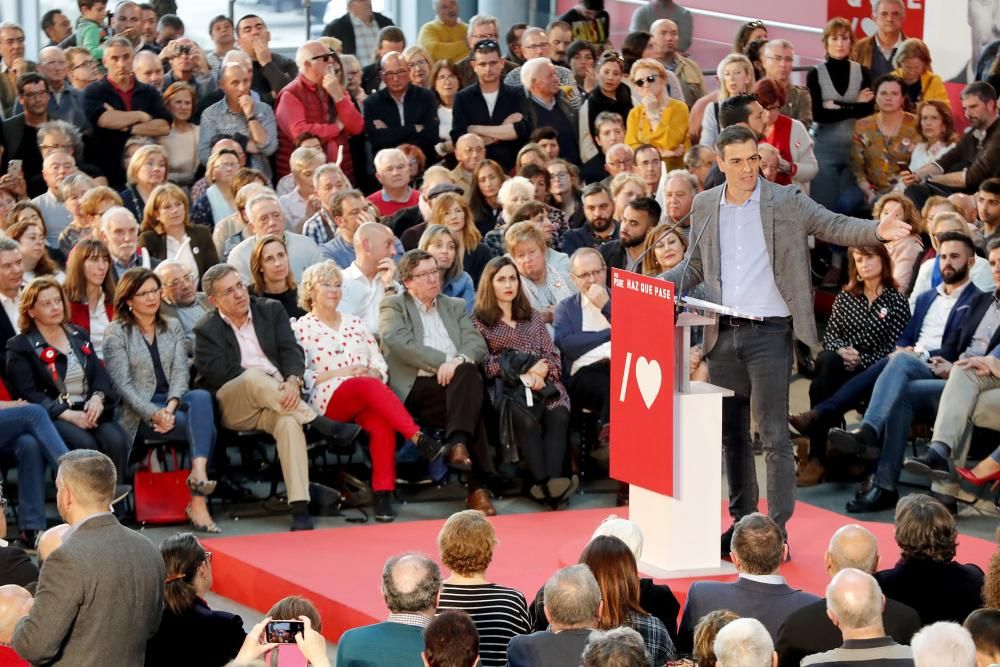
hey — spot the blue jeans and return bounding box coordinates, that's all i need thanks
[0,404,70,530]
[136,389,216,461]
[862,353,936,435]
[875,378,945,491]
[814,356,890,421]
[707,317,795,533]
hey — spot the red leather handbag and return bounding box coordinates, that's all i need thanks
[134,448,190,524]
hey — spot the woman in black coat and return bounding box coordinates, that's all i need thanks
[6,277,129,484]
[146,532,246,667]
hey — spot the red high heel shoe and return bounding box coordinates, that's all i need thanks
[957,466,1000,488]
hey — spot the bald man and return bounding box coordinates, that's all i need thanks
[451,133,486,196]
[36,525,71,565]
[0,585,33,644]
[341,220,402,332]
[776,525,921,666]
[132,50,165,91]
[802,569,913,666]
[336,554,441,666]
[649,19,704,106]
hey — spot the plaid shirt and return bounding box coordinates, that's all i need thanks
[351,13,381,67]
[627,610,675,666]
[301,209,338,246]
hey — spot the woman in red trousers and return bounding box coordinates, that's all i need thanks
[291,260,443,523]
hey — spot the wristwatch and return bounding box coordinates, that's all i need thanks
[384,284,398,294]
[90,391,105,402]
[454,354,471,365]
[285,375,303,389]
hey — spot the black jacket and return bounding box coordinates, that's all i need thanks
[875,558,985,625]
[776,596,921,667]
[362,85,440,162]
[145,598,246,667]
[6,325,117,419]
[559,221,619,257]
[322,12,394,58]
[193,296,305,391]
[451,82,533,173]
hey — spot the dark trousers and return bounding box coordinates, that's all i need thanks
[405,363,494,489]
[904,181,960,210]
[708,317,794,534]
[511,405,570,482]
[55,420,130,484]
[567,360,611,424]
[807,350,862,462]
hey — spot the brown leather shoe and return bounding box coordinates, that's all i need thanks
[796,458,825,487]
[789,410,817,435]
[466,488,496,515]
[447,443,472,472]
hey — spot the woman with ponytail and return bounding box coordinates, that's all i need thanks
[145,532,246,666]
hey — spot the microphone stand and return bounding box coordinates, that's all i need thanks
[303,0,312,39]
[625,210,693,274]
[675,214,710,315]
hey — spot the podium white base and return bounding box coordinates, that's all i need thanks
[627,382,734,578]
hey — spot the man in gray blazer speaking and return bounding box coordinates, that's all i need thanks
[661,125,912,549]
[11,450,165,667]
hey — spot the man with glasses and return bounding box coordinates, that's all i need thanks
[602,144,635,186]
[560,183,619,256]
[379,249,495,515]
[362,51,439,161]
[276,41,364,180]
[83,36,171,189]
[454,15,517,87]
[504,28,578,105]
[0,23,36,119]
[66,48,101,92]
[2,74,51,197]
[235,14,298,107]
[762,40,811,126]
[451,39,532,174]
[661,125,911,551]
[194,263,362,532]
[199,62,278,181]
[156,260,210,356]
[323,0,395,68]
[14,48,88,131]
[554,247,614,457]
[650,19,703,107]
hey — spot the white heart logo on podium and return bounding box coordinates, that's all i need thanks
[634,357,662,409]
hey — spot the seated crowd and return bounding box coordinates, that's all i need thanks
[0,0,999,663]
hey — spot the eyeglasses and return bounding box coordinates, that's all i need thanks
[311,51,336,62]
[473,39,499,51]
[21,90,50,99]
[164,273,196,289]
[72,59,97,70]
[745,20,765,29]
[633,74,658,88]
[176,44,192,55]
[134,287,162,299]
[598,51,624,65]
[523,42,548,52]
[40,143,73,153]
[214,281,247,299]
[574,269,606,280]
[409,270,440,281]
[382,68,408,78]
[607,159,633,169]
[766,55,794,63]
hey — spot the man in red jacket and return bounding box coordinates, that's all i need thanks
[275,41,364,181]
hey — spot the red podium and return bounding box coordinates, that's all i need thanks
[610,270,735,577]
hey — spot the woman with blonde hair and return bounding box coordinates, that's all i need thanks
[419,225,474,311]
[610,172,646,222]
[693,610,740,667]
[428,192,495,286]
[190,149,241,229]
[139,184,219,282]
[516,143,549,172]
[641,222,688,276]
[625,58,689,171]
[891,38,948,107]
[698,54,755,148]
[402,45,432,88]
[437,509,531,666]
[291,260,444,522]
[158,82,200,187]
[120,144,169,221]
[505,221,575,337]
[57,173,99,259]
[250,234,304,319]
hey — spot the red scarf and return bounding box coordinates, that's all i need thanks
[764,114,795,186]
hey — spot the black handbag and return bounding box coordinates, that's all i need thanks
[493,350,558,466]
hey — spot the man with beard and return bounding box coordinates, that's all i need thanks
[828,232,990,513]
[902,82,999,208]
[156,259,211,356]
[559,183,619,256]
[100,206,159,279]
[599,197,659,282]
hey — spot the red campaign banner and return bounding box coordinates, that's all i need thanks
[827,0,924,40]
[609,269,675,496]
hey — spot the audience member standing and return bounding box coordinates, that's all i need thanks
[11,450,164,667]
[851,0,907,80]
[235,15,298,107]
[762,39,812,126]
[418,0,468,63]
[629,0,692,53]
[322,0,395,67]
[363,52,440,164]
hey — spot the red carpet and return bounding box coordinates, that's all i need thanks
[203,501,997,643]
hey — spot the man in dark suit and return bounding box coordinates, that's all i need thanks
[378,250,494,515]
[322,0,394,63]
[507,564,600,667]
[599,196,659,282]
[776,524,921,666]
[677,513,820,654]
[362,52,439,164]
[0,239,23,358]
[11,450,164,666]
[662,125,911,548]
[193,264,361,531]
[450,39,533,174]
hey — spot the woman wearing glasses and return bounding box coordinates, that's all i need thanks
[753,78,818,193]
[625,58,690,171]
[103,268,219,533]
[145,533,246,666]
